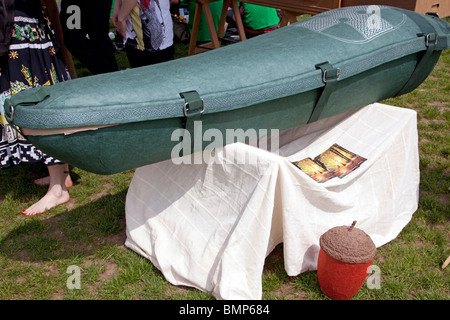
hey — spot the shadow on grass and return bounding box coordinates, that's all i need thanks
[0,189,127,263]
[0,163,81,202]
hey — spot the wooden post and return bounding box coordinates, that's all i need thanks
[217,0,230,41]
[203,2,221,49]
[188,1,204,55]
[230,0,246,41]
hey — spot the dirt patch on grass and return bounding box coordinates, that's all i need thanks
[99,261,119,281]
[427,100,448,108]
[64,198,77,211]
[90,183,114,201]
[108,218,127,246]
[263,244,284,274]
[82,258,121,296]
[439,193,449,207]
[271,283,308,300]
[83,258,119,282]
[51,289,64,300]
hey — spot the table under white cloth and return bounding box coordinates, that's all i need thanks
[124,103,419,300]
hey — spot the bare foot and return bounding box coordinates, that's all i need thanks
[33,174,73,188]
[22,184,70,216]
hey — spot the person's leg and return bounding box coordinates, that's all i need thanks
[150,45,175,64]
[33,163,73,188]
[22,164,70,216]
[84,0,118,73]
[126,45,174,68]
[59,0,92,67]
[125,47,148,68]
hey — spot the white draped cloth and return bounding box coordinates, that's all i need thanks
[124,103,419,300]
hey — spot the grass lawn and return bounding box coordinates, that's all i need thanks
[0,26,448,301]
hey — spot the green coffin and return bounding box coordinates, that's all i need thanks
[4,6,450,175]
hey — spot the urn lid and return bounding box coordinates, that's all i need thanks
[319,221,377,264]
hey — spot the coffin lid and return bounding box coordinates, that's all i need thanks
[4,6,450,130]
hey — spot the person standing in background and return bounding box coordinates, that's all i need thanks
[113,0,174,68]
[59,0,118,74]
[239,3,279,39]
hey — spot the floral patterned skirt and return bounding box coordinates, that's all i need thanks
[0,2,71,169]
